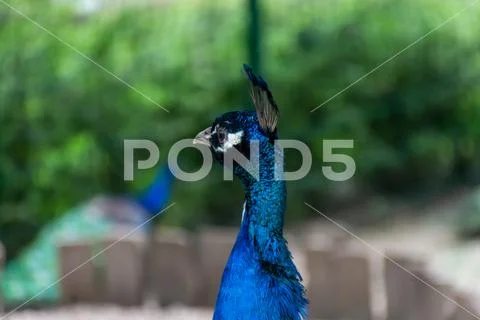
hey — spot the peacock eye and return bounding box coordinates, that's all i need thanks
[217,127,227,143]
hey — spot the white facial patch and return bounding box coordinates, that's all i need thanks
[214,130,244,152]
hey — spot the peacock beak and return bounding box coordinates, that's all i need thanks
[194,127,212,147]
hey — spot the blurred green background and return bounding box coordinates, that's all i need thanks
[1,0,480,258]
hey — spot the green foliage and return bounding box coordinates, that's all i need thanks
[456,189,480,238]
[1,0,480,255]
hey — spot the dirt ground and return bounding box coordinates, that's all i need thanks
[3,305,213,320]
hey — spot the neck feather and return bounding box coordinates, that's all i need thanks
[244,180,286,233]
[236,138,286,232]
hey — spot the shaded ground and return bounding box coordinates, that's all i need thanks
[4,305,212,320]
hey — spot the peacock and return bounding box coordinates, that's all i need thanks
[0,164,174,306]
[194,65,308,320]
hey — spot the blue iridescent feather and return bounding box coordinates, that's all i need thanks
[135,165,174,215]
[201,66,308,320]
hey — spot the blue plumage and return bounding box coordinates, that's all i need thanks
[135,164,174,216]
[195,66,308,319]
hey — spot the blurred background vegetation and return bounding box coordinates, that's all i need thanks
[1,0,480,258]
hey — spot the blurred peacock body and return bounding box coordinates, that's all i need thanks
[1,165,173,305]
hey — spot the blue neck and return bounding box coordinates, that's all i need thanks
[213,136,308,320]
[234,137,289,258]
[235,137,287,236]
[214,177,307,319]
[243,179,286,234]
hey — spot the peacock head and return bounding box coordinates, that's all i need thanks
[194,65,281,185]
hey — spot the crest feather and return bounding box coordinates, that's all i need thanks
[243,64,279,134]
